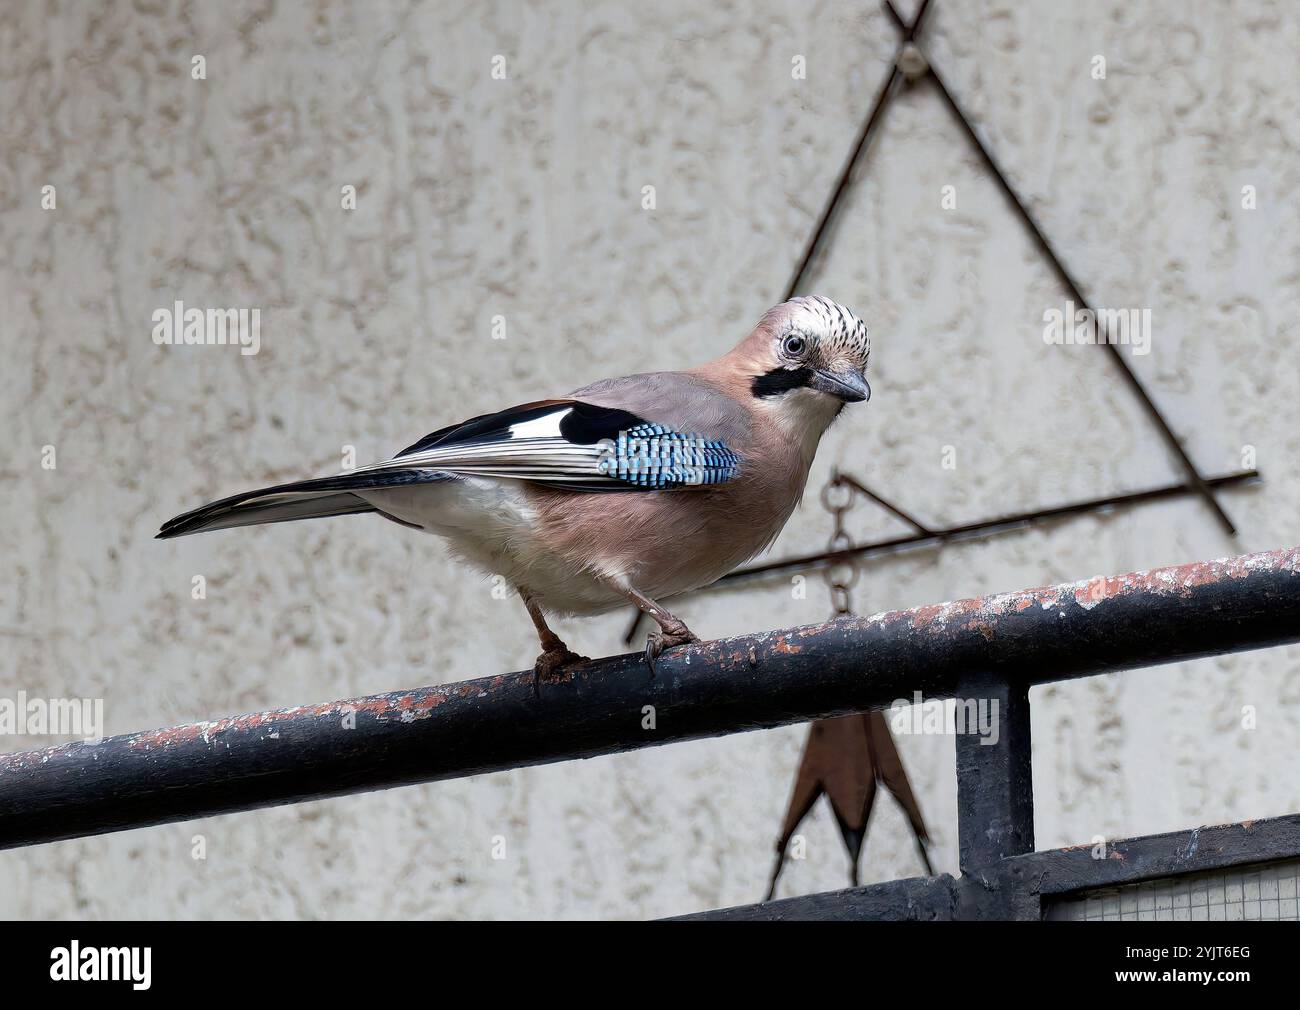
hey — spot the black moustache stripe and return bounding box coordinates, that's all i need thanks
[751,366,813,398]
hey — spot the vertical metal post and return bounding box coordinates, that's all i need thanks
[956,672,1035,872]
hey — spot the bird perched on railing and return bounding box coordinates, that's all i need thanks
[158,296,872,681]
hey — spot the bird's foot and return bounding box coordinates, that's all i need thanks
[532,646,589,697]
[644,625,701,676]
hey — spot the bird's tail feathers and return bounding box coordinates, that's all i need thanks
[157,469,451,539]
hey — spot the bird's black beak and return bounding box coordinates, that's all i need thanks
[809,367,870,403]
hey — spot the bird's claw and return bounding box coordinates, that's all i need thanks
[644,627,700,677]
[532,647,588,698]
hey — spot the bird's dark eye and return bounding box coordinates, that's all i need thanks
[782,334,806,357]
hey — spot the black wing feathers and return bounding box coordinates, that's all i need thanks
[159,399,742,539]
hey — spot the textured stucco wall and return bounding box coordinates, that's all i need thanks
[2,0,1298,919]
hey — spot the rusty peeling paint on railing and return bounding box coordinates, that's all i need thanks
[1,546,1298,850]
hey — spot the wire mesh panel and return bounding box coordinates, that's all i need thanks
[1045,859,1300,921]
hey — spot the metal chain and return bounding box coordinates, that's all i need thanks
[819,471,860,617]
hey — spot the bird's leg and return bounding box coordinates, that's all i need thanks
[520,589,587,696]
[608,583,701,675]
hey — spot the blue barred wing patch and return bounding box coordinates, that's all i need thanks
[599,423,741,489]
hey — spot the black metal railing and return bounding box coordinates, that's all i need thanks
[2,546,1298,889]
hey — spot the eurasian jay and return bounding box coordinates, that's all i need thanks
[158,296,872,678]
